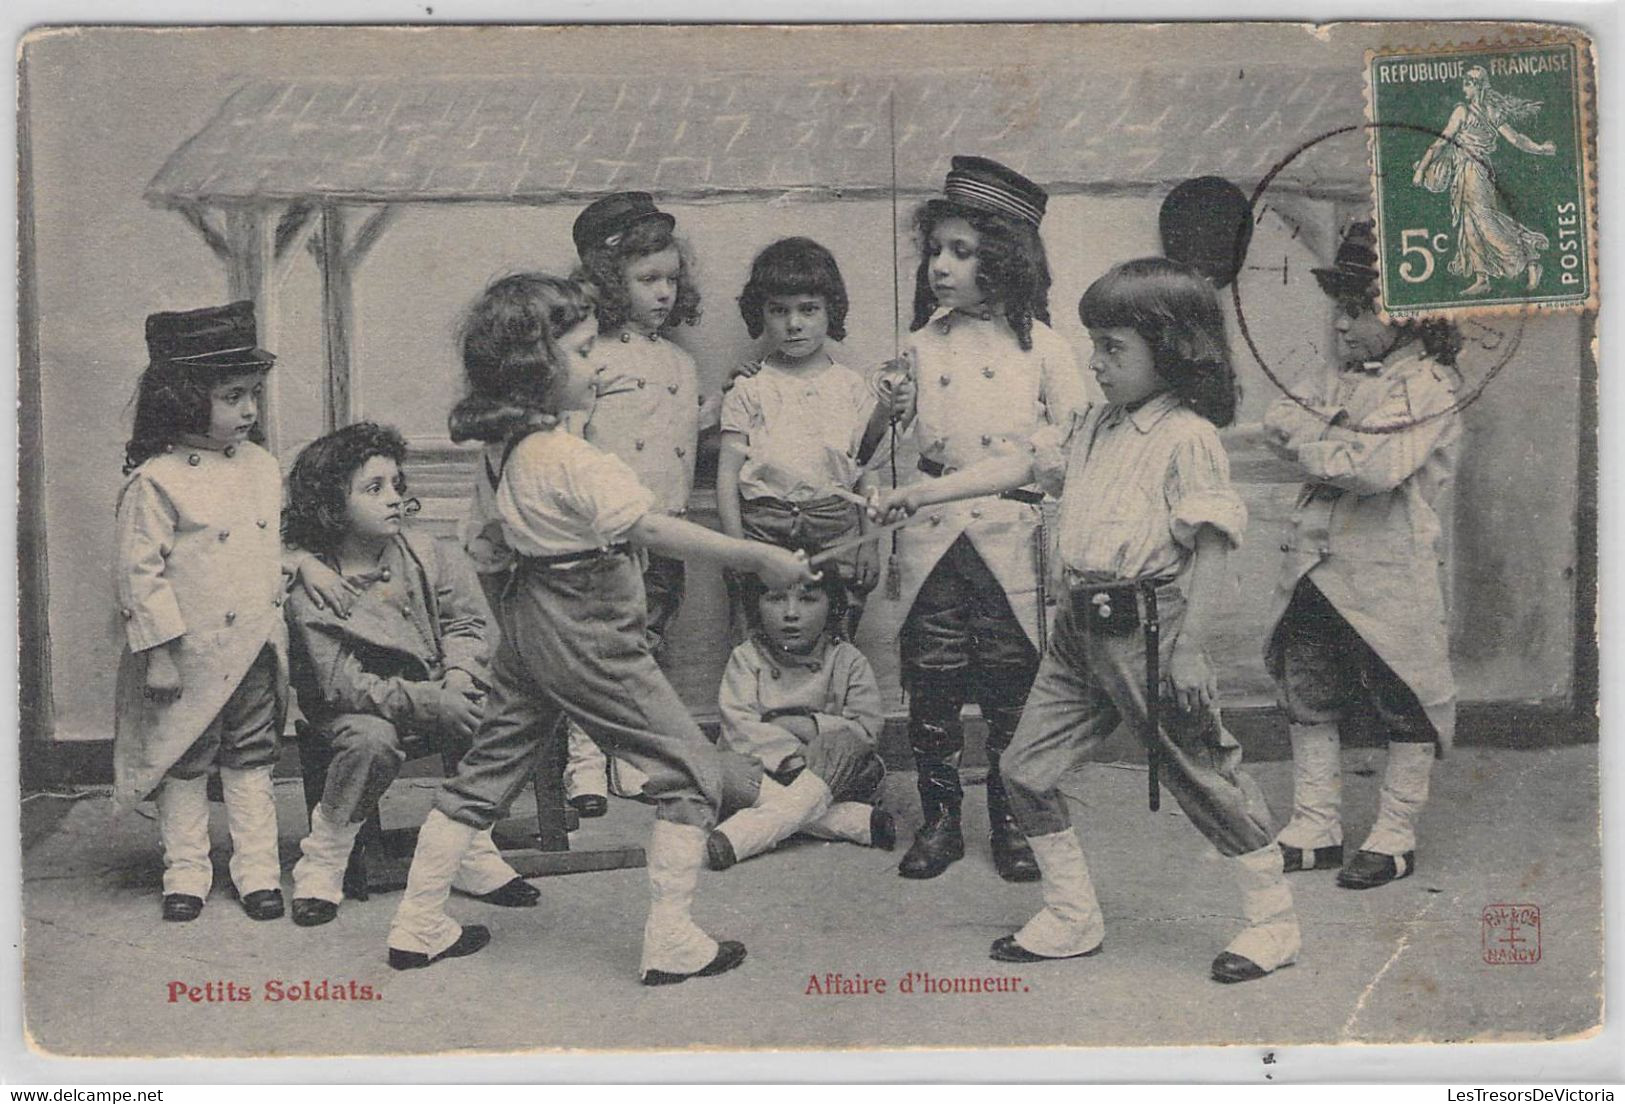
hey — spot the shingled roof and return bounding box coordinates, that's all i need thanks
[147,66,1368,206]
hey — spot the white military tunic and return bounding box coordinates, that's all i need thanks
[895,309,1086,652]
[112,439,289,806]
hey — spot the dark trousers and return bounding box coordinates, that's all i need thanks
[1272,578,1436,742]
[900,536,1039,806]
[167,645,282,780]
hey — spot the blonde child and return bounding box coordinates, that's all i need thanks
[876,258,1300,984]
[385,273,813,982]
[706,563,894,870]
[719,237,890,642]
[547,192,710,811]
[282,422,538,927]
[114,301,351,922]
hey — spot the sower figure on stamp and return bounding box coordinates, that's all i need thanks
[1264,220,1463,890]
[884,156,1087,883]
[283,422,539,928]
[877,258,1300,983]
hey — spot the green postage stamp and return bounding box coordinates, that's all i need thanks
[1365,36,1597,316]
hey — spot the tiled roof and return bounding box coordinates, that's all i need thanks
[147,67,1368,205]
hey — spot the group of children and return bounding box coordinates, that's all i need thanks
[114,156,1463,989]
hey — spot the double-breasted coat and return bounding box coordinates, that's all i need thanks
[1262,350,1462,749]
[894,310,1087,653]
[580,332,702,516]
[286,530,492,730]
[113,439,289,806]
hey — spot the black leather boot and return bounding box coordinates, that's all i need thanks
[898,679,966,880]
[978,670,1041,883]
[986,755,1040,883]
[899,771,964,879]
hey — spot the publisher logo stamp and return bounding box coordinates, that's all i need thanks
[1482,903,1541,965]
[1365,38,1596,317]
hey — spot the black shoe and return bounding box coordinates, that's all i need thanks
[898,808,964,879]
[242,889,285,921]
[1280,842,1344,873]
[468,877,540,908]
[990,816,1040,883]
[705,831,738,871]
[641,940,747,986]
[990,934,1103,963]
[869,808,897,852]
[388,924,492,970]
[291,897,339,927]
[162,893,204,922]
[569,794,609,819]
[1337,849,1415,890]
[1211,950,1293,984]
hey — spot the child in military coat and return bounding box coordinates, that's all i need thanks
[282,421,539,927]
[1264,221,1463,891]
[114,301,351,923]
[884,156,1087,883]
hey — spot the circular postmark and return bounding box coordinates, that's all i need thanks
[1232,122,1528,435]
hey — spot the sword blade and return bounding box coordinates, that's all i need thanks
[807,512,922,567]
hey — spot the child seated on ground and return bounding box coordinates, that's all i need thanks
[706,565,895,870]
[283,421,539,927]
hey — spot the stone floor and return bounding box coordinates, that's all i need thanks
[15,742,1607,1077]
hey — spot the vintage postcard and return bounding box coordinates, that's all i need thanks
[13,19,1603,1072]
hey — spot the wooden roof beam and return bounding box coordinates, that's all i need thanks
[174,202,229,260]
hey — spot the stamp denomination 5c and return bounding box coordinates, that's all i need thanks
[1365,37,1596,317]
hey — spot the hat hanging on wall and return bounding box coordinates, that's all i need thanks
[1159,176,1254,289]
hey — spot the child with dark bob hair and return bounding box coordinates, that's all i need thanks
[720,237,889,642]
[737,235,851,342]
[876,256,1300,985]
[282,421,536,928]
[1076,255,1239,427]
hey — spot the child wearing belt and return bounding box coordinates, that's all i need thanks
[385,273,812,983]
[876,258,1301,984]
[885,155,1087,884]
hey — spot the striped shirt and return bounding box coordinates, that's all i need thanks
[1040,391,1246,584]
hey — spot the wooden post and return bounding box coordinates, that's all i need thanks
[318,203,353,432]
[223,206,281,451]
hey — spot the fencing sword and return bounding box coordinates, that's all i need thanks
[808,509,932,569]
[881,86,905,601]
